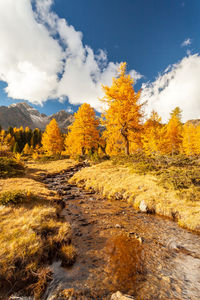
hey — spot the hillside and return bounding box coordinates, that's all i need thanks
[0,102,74,132]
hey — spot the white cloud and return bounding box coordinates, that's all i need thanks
[0,0,141,111]
[0,0,63,104]
[129,70,143,83]
[141,54,200,122]
[181,38,192,47]
[2,0,199,123]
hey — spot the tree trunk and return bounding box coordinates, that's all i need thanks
[124,136,130,155]
[121,127,130,155]
[81,147,85,156]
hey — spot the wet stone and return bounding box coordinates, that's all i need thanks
[9,297,33,300]
[63,195,76,200]
[75,232,83,237]
[111,291,135,300]
[62,186,72,191]
[115,224,122,228]
[57,190,65,196]
[80,222,90,227]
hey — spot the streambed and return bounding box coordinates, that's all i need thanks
[41,165,200,299]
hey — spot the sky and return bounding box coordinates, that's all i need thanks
[0,0,200,122]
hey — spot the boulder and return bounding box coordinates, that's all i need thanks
[115,224,122,228]
[111,291,135,300]
[139,200,148,212]
[139,200,155,214]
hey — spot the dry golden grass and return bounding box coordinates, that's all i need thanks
[28,267,52,300]
[0,177,55,197]
[26,158,77,176]
[0,158,76,297]
[60,288,75,298]
[59,244,77,266]
[70,161,200,232]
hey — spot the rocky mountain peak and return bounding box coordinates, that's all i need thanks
[0,102,73,132]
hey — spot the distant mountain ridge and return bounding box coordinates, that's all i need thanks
[185,119,200,126]
[0,102,74,132]
[0,102,199,132]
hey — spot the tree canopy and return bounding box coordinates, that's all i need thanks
[65,103,100,156]
[42,119,64,155]
[101,62,144,155]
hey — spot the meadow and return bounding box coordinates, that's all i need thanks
[0,156,76,298]
[71,154,200,232]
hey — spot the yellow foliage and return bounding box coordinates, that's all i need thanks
[0,130,6,149]
[182,123,200,155]
[14,153,22,162]
[23,143,31,155]
[142,111,162,155]
[25,126,30,132]
[65,103,100,156]
[196,124,200,155]
[42,119,64,155]
[32,152,38,160]
[101,62,144,155]
[163,107,183,155]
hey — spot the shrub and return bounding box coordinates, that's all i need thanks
[0,191,27,205]
[59,244,77,266]
[111,153,200,193]
[158,167,200,190]
[32,152,40,160]
[0,157,25,178]
[34,154,67,162]
[14,152,22,162]
[29,267,52,299]
[0,150,13,158]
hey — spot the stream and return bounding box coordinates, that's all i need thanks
[41,164,200,300]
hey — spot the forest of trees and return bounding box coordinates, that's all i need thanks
[0,62,200,158]
[0,126,42,154]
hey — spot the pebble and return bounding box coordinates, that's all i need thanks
[115,224,122,228]
[111,291,135,300]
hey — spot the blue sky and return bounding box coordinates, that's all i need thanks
[54,0,199,76]
[0,0,200,121]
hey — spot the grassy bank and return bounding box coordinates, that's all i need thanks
[26,157,78,176]
[0,158,76,298]
[70,155,200,233]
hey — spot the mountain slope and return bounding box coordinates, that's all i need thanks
[0,102,74,132]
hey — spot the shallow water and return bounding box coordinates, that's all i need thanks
[43,166,200,300]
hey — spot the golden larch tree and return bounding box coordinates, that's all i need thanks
[196,124,200,155]
[0,130,6,150]
[142,110,162,155]
[101,62,144,155]
[22,143,31,155]
[164,107,183,155]
[182,122,200,155]
[65,103,100,156]
[42,119,64,155]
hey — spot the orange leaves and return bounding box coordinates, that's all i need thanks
[101,62,143,155]
[42,119,64,155]
[164,107,183,155]
[142,111,162,155]
[182,123,200,155]
[65,103,100,156]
